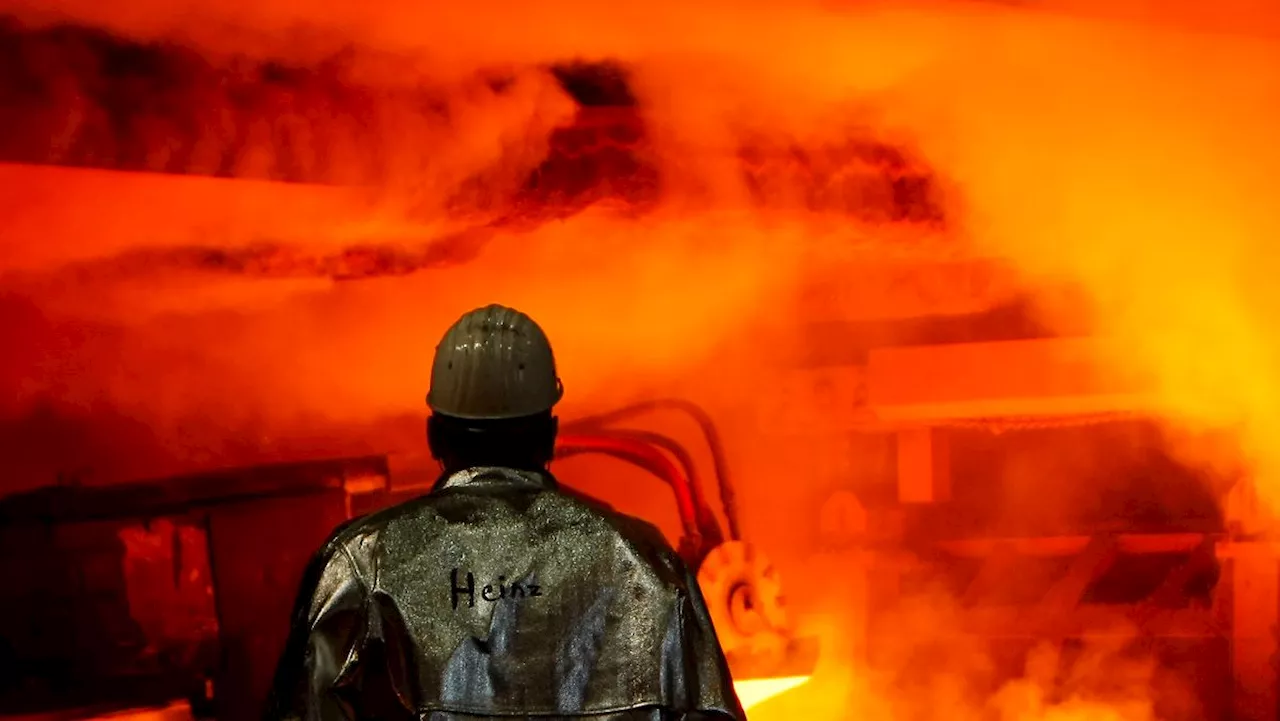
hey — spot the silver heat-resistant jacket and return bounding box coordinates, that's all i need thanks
[264,467,747,721]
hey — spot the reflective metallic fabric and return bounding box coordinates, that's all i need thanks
[265,467,746,721]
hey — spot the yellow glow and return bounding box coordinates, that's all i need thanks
[734,675,812,711]
[87,702,194,721]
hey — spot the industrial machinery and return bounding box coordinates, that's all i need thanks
[7,13,1263,721]
[0,457,394,720]
[558,399,814,678]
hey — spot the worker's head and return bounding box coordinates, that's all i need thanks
[426,304,562,473]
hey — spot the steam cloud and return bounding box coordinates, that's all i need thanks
[2,0,1278,492]
[2,0,1276,719]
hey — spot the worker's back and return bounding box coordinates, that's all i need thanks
[265,466,745,720]
[267,304,745,720]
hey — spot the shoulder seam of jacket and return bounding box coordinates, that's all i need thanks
[335,534,372,594]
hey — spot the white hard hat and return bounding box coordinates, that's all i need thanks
[427,304,564,420]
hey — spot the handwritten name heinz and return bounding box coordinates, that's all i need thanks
[451,568,543,610]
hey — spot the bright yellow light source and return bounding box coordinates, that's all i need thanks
[734,675,812,711]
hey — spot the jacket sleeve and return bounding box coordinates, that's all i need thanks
[262,534,370,721]
[673,563,749,721]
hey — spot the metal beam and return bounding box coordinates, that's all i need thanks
[866,337,1154,422]
[0,162,376,274]
[936,533,1211,558]
[958,605,1222,639]
[1231,543,1280,721]
[896,428,951,503]
[1037,536,1118,614]
[1138,536,1219,611]
[961,541,1021,606]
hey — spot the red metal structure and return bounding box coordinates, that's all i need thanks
[0,457,389,720]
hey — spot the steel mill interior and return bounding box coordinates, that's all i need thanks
[3,1,1280,720]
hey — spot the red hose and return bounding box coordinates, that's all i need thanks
[555,433,703,546]
[562,398,741,541]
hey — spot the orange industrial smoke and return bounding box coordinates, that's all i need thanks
[893,7,1280,500]
[2,1,1279,718]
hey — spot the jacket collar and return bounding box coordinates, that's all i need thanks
[433,466,556,492]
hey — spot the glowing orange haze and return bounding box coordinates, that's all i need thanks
[2,0,1280,718]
